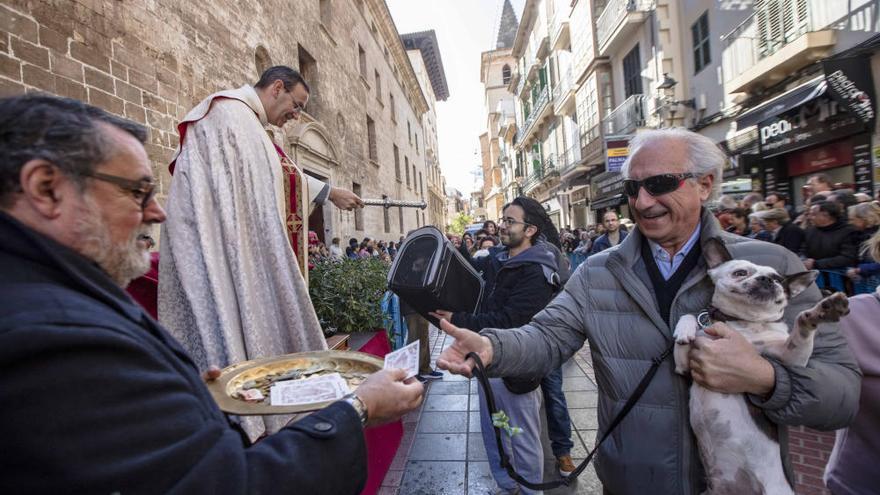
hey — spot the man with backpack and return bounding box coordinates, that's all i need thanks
[432,196,573,495]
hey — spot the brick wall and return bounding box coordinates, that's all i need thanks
[0,0,439,241]
[789,426,835,495]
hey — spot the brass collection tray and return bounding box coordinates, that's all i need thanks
[207,350,383,415]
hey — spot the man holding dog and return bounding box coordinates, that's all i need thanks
[437,128,860,495]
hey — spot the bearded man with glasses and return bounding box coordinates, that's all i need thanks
[434,128,859,495]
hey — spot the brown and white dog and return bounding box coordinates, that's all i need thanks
[673,238,849,495]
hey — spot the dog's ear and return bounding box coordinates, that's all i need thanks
[783,270,818,299]
[703,238,732,269]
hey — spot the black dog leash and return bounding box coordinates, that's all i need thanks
[466,343,674,490]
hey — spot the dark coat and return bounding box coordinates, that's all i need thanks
[0,213,366,495]
[774,221,806,255]
[588,229,628,256]
[804,220,860,269]
[451,242,562,332]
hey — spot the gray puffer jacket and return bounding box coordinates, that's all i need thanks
[481,209,861,495]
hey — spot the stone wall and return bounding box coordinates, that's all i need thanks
[0,0,438,241]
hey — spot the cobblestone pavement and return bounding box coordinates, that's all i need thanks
[379,325,603,495]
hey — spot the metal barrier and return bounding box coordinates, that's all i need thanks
[815,269,853,296]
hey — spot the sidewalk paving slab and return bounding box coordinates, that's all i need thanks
[380,324,603,494]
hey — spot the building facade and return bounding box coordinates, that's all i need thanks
[479,0,519,223]
[402,30,450,232]
[0,0,448,243]
[719,0,880,206]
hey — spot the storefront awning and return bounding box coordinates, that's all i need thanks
[590,194,627,211]
[735,77,826,129]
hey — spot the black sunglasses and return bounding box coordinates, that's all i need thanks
[83,171,157,210]
[623,173,698,198]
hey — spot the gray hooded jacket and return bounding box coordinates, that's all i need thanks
[481,209,861,495]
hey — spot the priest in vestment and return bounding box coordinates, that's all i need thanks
[158,66,360,440]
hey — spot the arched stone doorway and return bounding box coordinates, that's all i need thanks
[287,117,340,245]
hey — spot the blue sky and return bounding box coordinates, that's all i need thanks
[387,0,525,195]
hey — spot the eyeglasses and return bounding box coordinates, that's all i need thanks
[499,217,531,227]
[286,90,306,115]
[83,171,157,210]
[622,173,698,198]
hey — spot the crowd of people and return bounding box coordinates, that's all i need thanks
[712,177,880,295]
[1,64,878,495]
[307,233,404,267]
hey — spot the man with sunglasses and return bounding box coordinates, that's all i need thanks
[0,95,424,494]
[158,66,364,440]
[435,128,859,494]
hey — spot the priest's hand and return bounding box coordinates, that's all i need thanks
[354,368,424,427]
[202,366,222,382]
[436,319,493,378]
[329,186,365,210]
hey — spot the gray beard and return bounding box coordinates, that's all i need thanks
[73,194,152,287]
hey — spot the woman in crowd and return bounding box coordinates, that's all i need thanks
[483,219,498,238]
[726,208,750,236]
[757,208,805,255]
[847,204,880,293]
[462,232,476,255]
[848,202,880,248]
[357,239,373,258]
[824,229,880,495]
[747,212,772,241]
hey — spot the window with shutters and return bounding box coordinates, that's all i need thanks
[692,12,711,74]
[374,70,381,102]
[358,44,367,79]
[366,115,377,162]
[755,0,809,59]
[353,183,363,230]
[622,44,643,97]
[394,145,401,182]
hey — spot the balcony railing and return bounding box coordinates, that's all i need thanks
[552,67,573,104]
[521,166,544,192]
[596,0,654,53]
[558,142,584,175]
[516,86,551,143]
[551,9,569,47]
[602,94,652,136]
[721,0,823,85]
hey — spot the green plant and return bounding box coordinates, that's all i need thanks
[491,410,522,437]
[448,212,473,235]
[309,258,389,334]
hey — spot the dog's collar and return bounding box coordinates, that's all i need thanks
[698,306,784,328]
[697,306,741,328]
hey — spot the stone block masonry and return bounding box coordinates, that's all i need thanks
[0,0,441,241]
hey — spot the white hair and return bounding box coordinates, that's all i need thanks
[620,128,726,201]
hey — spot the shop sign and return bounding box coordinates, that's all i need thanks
[874,143,880,194]
[591,170,625,200]
[785,139,854,176]
[758,96,866,157]
[822,56,876,127]
[569,187,589,204]
[604,137,630,173]
[762,161,788,196]
[852,134,873,195]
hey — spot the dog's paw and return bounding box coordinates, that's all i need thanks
[798,292,850,330]
[674,314,698,344]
